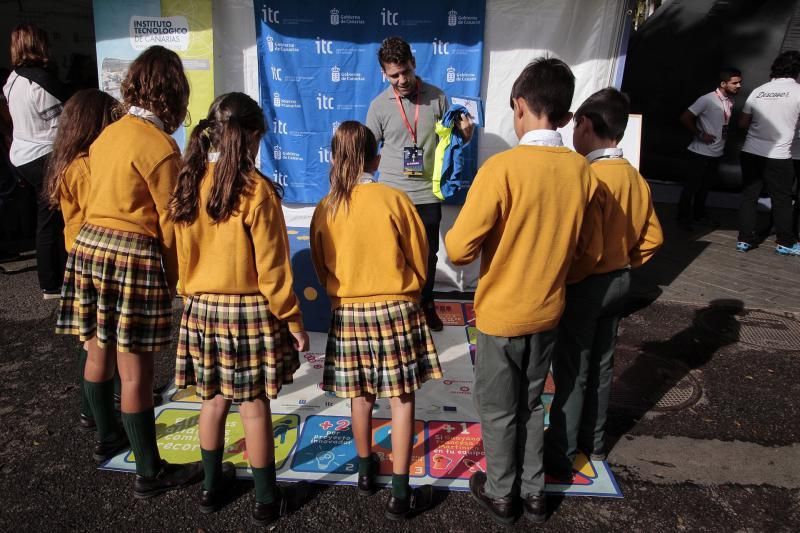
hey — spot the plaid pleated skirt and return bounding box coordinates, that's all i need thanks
[175,294,299,403]
[55,224,172,352]
[323,300,442,399]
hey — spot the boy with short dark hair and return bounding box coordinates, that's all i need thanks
[545,88,663,480]
[445,57,600,525]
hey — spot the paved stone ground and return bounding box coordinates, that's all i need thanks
[1,203,799,531]
[634,203,800,315]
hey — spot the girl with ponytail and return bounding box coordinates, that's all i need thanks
[168,92,309,525]
[310,121,442,520]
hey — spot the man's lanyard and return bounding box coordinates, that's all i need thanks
[715,89,732,125]
[393,79,420,146]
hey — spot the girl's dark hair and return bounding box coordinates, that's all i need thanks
[10,23,50,68]
[325,121,378,215]
[169,92,267,224]
[120,46,189,134]
[43,89,119,208]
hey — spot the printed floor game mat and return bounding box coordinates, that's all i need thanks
[101,300,622,498]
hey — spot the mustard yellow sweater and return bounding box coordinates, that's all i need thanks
[174,166,304,332]
[310,182,428,309]
[568,159,663,283]
[86,115,180,287]
[59,154,90,251]
[445,146,598,337]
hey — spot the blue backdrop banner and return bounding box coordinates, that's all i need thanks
[253,1,485,204]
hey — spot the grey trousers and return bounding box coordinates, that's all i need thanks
[474,329,555,499]
[545,268,631,473]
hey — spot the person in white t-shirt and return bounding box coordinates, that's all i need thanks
[3,24,70,296]
[677,67,742,231]
[737,51,800,255]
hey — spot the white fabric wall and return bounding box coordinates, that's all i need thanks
[212,0,627,292]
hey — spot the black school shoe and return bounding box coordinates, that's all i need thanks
[422,302,444,332]
[199,462,237,514]
[93,432,129,463]
[468,472,516,526]
[79,413,96,432]
[133,460,203,499]
[384,485,435,521]
[358,454,381,496]
[252,481,310,526]
[522,493,547,524]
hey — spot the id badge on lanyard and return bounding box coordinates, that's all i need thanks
[716,89,732,140]
[394,81,424,176]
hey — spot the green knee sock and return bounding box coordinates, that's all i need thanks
[392,473,410,500]
[84,379,118,441]
[121,409,161,478]
[252,462,278,504]
[201,447,224,492]
[78,347,92,417]
[358,455,373,476]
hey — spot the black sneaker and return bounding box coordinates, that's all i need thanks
[42,288,61,300]
[385,485,435,521]
[522,493,546,524]
[468,472,515,525]
[423,302,443,332]
[358,453,380,496]
[252,481,310,526]
[133,460,203,499]
[199,462,237,514]
[93,432,129,463]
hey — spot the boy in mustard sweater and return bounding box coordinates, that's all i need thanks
[545,88,663,480]
[445,58,599,525]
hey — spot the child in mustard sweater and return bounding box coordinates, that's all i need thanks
[43,88,118,434]
[169,92,309,525]
[55,46,201,497]
[310,121,442,521]
[545,88,663,479]
[445,58,599,525]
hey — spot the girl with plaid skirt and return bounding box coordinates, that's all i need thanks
[42,88,119,434]
[310,121,443,520]
[168,92,309,524]
[55,46,202,498]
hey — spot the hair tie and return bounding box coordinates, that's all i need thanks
[198,118,211,130]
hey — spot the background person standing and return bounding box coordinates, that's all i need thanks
[737,51,800,255]
[677,67,742,231]
[3,24,71,298]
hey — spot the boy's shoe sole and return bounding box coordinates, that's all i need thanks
[736,242,753,253]
[775,244,800,256]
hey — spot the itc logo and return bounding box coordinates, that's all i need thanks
[270,66,282,81]
[448,9,457,26]
[381,8,399,26]
[315,37,333,54]
[316,93,334,110]
[433,38,449,55]
[262,6,280,24]
[274,170,289,186]
[318,147,332,163]
[273,119,288,135]
[273,145,282,160]
[266,36,274,52]
[331,66,340,82]
[330,8,340,25]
